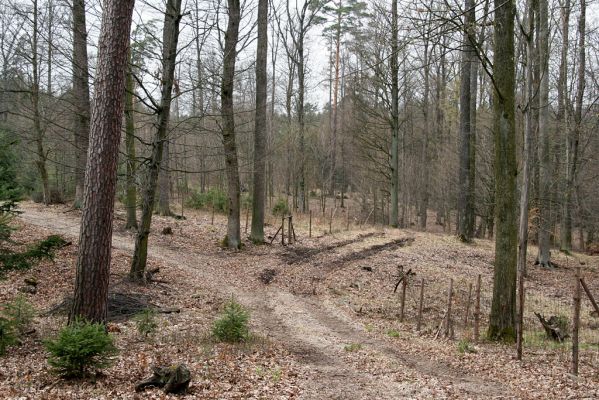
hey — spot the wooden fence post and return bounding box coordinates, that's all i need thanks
[572,267,581,375]
[444,278,453,337]
[400,276,407,322]
[474,274,481,343]
[309,210,312,238]
[417,278,425,331]
[464,282,472,326]
[281,216,285,246]
[580,277,599,316]
[329,208,333,234]
[211,204,215,225]
[346,207,350,231]
[245,206,249,234]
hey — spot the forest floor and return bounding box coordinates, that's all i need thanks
[1,201,598,399]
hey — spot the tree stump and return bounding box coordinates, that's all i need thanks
[534,312,569,342]
[135,364,191,394]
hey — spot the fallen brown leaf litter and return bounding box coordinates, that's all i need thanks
[0,201,597,399]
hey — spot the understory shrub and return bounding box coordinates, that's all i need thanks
[0,295,36,355]
[272,198,289,217]
[0,316,17,355]
[186,188,227,213]
[0,234,67,275]
[134,309,158,338]
[44,319,118,378]
[212,299,250,343]
[3,295,35,334]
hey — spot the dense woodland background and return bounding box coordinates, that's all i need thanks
[0,0,598,337]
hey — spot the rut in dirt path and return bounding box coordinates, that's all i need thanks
[18,205,510,399]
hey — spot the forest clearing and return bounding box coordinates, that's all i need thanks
[0,201,597,399]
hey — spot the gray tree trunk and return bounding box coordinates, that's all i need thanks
[72,0,91,208]
[536,0,551,266]
[124,58,137,229]
[457,0,475,242]
[250,0,268,243]
[488,0,518,342]
[221,0,242,248]
[130,0,183,280]
[562,0,585,251]
[390,0,399,227]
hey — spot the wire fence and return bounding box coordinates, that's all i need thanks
[391,268,599,375]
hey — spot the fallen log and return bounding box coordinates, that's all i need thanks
[135,364,191,394]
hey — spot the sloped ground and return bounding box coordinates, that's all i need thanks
[1,201,598,399]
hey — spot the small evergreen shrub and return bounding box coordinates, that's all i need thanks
[272,198,289,217]
[0,316,17,355]
[134,309,158,338]
[212,300,250,343]
[386,329,400,338]
[186,188,227,212]
[2,295,35,334]
[457,339,476,354]
[344,343,362,352]
[44,319,118,378]
[0,234,66,275]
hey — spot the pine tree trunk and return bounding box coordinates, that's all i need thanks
[72,0,91,208]
[250,0,268,243]
[157,138,172,216]
[488,0,518,342]
[70,0,135,324]
[221,0,242,248]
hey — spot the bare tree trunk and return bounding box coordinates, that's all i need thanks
[31,0,50,205]
[157,138,172,216]
[457,0,475,242]
[562,0,584,251]
[221,0,242,248]
[390,0,399,227]
[557,0,571,250]
[518,1,535,282]
[536,0,551,266]
[130,0,183,280]
[72,0,91,208]
[70,0,135,324]
[419,33,430,230]
[124,57,137,229]
[488,0,518,342]
[250,0,268,243]
[297,34,307,213]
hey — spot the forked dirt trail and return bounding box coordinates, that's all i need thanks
[19,203,510,399]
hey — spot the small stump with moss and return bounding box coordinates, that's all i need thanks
[135,364,191,394]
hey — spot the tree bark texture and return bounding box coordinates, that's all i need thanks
[250,0,268,243]
[70,0,135,324]
[488,0,518,342]
[390,0,399,228]
[72,0,91,207]
[124,59,138,230]
[457,0,475,242]
[221,0,242,248]
[536,0,551,266]
[130,0,183,280]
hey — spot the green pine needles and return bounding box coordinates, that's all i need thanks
[44,319,118,378]
[212,299,250,343]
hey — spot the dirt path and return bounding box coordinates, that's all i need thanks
[18,204,510,399]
